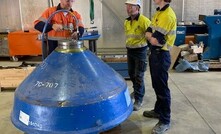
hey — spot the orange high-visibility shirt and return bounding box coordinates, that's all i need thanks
[34,6,84,40]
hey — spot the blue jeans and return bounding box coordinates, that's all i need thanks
[127,46,148,103]
[149,47,171,124]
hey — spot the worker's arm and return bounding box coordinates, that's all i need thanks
[34,21,53,33]
[71,26,84,39]
[72,11,85,37]
[145,27,166,46]
[151,31,166,45]
[34,21,64,33]
[78,26,84,37]
[34,8,64,33]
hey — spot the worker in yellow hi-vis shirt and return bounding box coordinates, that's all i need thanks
[142,0,177,134]
[124,0,151,111]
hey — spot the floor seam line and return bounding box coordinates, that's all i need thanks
[169,76,216,134]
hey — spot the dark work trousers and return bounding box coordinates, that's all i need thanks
[42,40,58,59]
[149,47,171,124]
[127,46,148,103]
[48,40,58,55]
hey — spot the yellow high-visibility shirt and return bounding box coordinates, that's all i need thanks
[124,14,151,48]
[150,5,177,51]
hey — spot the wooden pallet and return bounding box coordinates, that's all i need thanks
[209,62,221,69]
[101,55,127,62]
[102,57,127,62]
[203,60,221,69]
[0,67,35,91]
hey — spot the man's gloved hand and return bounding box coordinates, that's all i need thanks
[52,24,63,32]
[71,31,78,40]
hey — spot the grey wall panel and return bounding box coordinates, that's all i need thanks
[71,0,103,48]
[19,0,48,30]
[0,0,21,32]
[185,0,221,21]
[100,0,127,48]
[170,0,184,21]
[148,0,183,21]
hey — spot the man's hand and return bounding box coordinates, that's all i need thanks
[149,37,160,46]
[71,31,78,40]
[52,24,63,31]
[145,32,152,40]
[146,32,161,46]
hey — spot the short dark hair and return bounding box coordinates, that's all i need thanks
[164,0,171,3]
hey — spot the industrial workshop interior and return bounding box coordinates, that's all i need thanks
[0,0,221,134]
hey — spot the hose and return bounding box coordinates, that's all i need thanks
[41,9,79,60]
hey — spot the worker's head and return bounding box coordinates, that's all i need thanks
[60,0,75,10]
[153,0,171,4]
[125,0,141,7]
[125,0,141,16]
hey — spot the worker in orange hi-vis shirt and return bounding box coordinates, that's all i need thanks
[34,0,84,57]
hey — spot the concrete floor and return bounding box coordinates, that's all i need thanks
[1,64,221,134]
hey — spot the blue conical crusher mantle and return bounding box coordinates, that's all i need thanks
[11,40,133,134]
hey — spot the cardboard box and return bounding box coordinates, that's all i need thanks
[190,45,203,54]
[169,46,181,70]
[184,53,198,62]
[192,47,203,54]
[178,44,190,51]
[181,51,190,57]
[185,35,195,44]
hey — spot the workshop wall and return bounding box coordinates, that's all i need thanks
[184,0,221,21]
[0,0,21,32]
[0,0,221,48]
[51,0,102,29]
[1,0,221,31]
[19,0,48,31]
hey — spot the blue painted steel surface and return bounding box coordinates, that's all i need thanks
[106,62,129,79]
[194,34,208,48]
[174,26,186,46]
[80,34,100,40]
[202,15,221,60]
[11,49,132,134]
